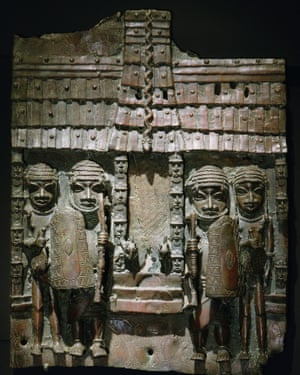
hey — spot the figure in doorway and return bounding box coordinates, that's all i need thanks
[233,165,273,366]
[49,160,111,357]
[24,163,64,355]
[185,165,239,374]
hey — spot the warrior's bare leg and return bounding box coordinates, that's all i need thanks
[68,290,92,356]
[90,318,107,357]
[255,276,268,365]
[48,287,64,353]
[190,301,210,361]
[69,320,85,356]
[31,278,43,355]
[239,289,251,360]
[212,299,231,374]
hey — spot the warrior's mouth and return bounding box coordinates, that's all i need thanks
[34,198,49,204]
[80,202,97,208]
[244,203,256,209]
[204,210,219,216]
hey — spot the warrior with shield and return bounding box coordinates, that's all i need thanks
[49,160,110,357]
[24,163,64,355]
[185,165,239,373]
[233,166,273,365]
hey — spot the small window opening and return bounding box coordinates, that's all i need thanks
[135,88,143,100]
[162,88,168,100]
[214,83,221,96]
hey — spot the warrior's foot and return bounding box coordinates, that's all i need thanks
[258,351,268,366]
[69,340,86,357]
[191,348,206,361]
[239,350,250,361]
[90,340,107,358]
[31,343,42,356]
[216,346,231,362]
[52,339,65,354]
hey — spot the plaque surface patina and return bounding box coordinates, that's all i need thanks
[10,9,288,375]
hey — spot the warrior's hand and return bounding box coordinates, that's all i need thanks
[35,227,47,249]
[248,237,262,249]
[159,236,171,257]
[31,248,48,275]
[123,239,137,259]
[97,231,108,246]
[247,228,263,249]
[264,253,274,286]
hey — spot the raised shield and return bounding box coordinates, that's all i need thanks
[49,206,95,289]
[206,215,239,298]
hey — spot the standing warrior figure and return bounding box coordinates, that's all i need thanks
[185,166,239,373]
[233,166,274,366]
[23,163,64,355]
[49,160,110,357]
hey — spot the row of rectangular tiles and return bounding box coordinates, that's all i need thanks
[11,101,285,134]
[11,77,286,105]
[11,127,287,153]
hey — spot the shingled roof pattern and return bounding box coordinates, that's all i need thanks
[11,10,286,153]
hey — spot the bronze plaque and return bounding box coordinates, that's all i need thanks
[10,9,288,375]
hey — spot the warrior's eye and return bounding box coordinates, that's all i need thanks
[44,183,56,194]
[71,183,84,193]
[91,183,104,193]
[235,186,248,195]
[213,192,226,201]
[28,184,39,193]
[253,186,264,196]
[193,191,207,201]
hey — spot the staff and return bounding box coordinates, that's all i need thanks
[94,193,108,303]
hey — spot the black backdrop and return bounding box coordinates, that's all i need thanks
[1,1,299,374]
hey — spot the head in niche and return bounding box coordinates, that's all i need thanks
[170,214,184,242]
[114,155,128,176]
[113,220,128,242]
[171,255,184,274]
[69,160,107,213]
[169,154,183,182]
[233,165,266,219]
[113,184,127,205]
[185,165,229,225]
[25,163,58,213]
[170,191,183,210]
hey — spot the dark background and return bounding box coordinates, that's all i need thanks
[1,1,299,374]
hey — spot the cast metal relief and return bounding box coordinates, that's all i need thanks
[10,9,288,375]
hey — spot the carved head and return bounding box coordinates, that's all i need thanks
[171,255,184,273]
[233,165,266,218]
[113,184,128,205]
[114,155,128,175]
[69,160,106,213]
[275,158,287,180]
[169,154,183,181]
[169,192,184,209]
[171,224,184,241]
[113,220,128,241]
[185,165,229,224]
[25,163,58,213]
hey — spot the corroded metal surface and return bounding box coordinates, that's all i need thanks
[10,9,287,375]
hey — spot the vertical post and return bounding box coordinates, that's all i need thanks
[169,153,184,272]
[10,151,25,297]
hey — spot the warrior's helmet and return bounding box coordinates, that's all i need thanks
[185,165,229,195]
[233,165,266,186]
[185,165,229,223]
[69,160,107,213]
[25,163,58,212]
[232,165,266,216]
[70,160,105,185]
[25,163,57,183]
